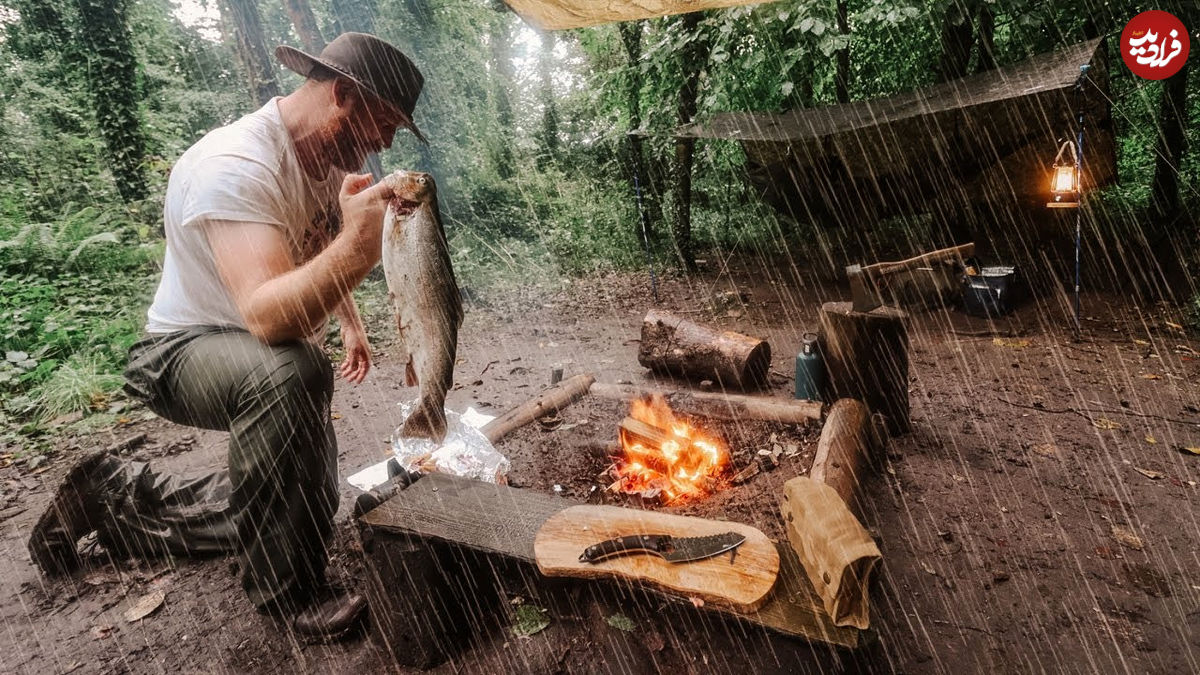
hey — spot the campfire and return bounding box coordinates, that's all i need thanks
[609,394,730,503]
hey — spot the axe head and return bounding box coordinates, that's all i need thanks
[846,264,882,313]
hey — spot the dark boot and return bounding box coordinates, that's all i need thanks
[28,450,117,574]
[260,582,368,643]
[292,588,368,643]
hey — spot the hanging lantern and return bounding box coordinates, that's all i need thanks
[1047,140,1080,208]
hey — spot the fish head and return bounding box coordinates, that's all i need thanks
[385,170,436,217]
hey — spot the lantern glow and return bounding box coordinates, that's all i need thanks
[1047,141,1081,208]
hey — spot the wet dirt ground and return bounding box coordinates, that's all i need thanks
[1,260,1198,674]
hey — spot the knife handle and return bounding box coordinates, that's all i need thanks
[579,534,671,563]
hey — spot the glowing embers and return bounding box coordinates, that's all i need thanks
[609,394,730,503]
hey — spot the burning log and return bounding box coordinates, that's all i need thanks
[589,382,821,425]
[610,395,730,503]
[818,302,909,435]
[637,309,771,390]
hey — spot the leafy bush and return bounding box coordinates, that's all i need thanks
[0,202,158,423]
[26,352,125,423]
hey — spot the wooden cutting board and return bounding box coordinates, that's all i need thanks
[534,505,779,612]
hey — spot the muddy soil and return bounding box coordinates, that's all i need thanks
[1,260,1198,674]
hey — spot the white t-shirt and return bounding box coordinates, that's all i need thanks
[145,98,344,335]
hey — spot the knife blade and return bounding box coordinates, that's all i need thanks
[578,531,746,564]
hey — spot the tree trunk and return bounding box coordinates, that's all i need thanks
[1149,0,1194,221]
[936,0,974,83]
[329,0,378,35]
[619,21,660,244]
[835,0,849,103]
[1150,62,1190,219]
[222,0,280,106]
[537,30,559,168]
[489,0,516,179]
[282,0,325,54]
[974,3,996,73]
[672,12,709,273]
[75,0,147,203]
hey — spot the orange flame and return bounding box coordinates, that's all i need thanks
[614,395,729,502]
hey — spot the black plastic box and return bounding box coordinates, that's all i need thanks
[962,266,1020,318]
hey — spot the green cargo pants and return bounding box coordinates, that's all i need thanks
[117,326,338,609]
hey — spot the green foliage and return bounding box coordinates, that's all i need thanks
[25,352,124,422]
[76,0,148,202]
[0,202,157,421]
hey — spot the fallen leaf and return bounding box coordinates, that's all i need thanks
[919,560,938,576]
[993,338,1030,349]
[1179,446,1200,457]
[1140,374,1161,380]
[1092,418,1122,430]
[1031,443,1059,457]
[123,590,165,623]
[511,604,550,637]
[605,613,636,632]
[330,413,342,420]
[1165,322,1183,330]
[1111,526,1144,551]
[1133,467,1165,480]
[1133,339,1150,346]
[1144,435,1157,445]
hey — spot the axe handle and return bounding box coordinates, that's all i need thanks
[864,243,975,277]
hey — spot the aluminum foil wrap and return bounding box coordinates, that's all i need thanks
[390,401,510,484]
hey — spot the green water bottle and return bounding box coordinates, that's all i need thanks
[794,332,824,401]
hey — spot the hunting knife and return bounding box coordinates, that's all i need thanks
[579,532,745,564]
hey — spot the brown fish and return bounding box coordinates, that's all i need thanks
[382,170,463,443]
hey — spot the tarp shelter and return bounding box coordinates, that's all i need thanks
[675,39,1116,230]
[503,0,776,30]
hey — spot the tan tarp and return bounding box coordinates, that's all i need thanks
[675,38,1116,225]
[504,0,777,30]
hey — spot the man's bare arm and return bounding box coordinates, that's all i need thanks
[207,173,391,344]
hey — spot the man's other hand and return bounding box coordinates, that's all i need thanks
[339,323,372,384]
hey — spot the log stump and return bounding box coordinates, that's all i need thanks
[818,302,909,435]
[359,527,464,668]
[637,309,771,390]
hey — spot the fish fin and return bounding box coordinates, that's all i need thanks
[405,358,418,387]
[401,399,447,444]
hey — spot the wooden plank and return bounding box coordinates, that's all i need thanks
[360,473,859,648]
[360,472,564,560]
[534,505,779,612]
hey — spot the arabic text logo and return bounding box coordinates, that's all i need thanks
[1121,10,1189,80]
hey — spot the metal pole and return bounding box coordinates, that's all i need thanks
[1073,64,1089,340]
[633,166,660,303]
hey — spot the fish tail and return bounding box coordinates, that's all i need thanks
[401,397,447,443]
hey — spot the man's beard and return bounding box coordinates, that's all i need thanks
[323,116,369,173]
